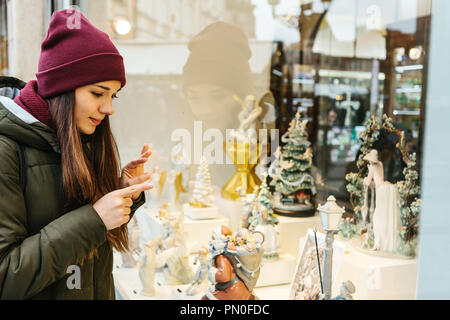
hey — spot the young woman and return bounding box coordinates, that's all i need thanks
[0,9,152,299]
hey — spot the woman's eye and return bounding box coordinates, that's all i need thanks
[91,92,103,97]
[112,94,119,99]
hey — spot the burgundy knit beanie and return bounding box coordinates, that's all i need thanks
[36,9,126,98]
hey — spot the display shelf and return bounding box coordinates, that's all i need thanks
[113,231,417,299]
[113,252,292,300]
[331,237,417,299]
[392,109,420,116]
[121,196,321,300]
[395,86,421,94]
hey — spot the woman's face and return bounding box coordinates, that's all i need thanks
[74,80,122,135]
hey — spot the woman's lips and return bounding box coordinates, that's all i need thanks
[90,117,101,125]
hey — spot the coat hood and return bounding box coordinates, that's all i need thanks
[0,94,60,154]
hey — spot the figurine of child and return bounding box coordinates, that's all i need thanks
[121,216,141,268]
[185,247,209,296]
[332,280,356,300]
[138,239,158,296]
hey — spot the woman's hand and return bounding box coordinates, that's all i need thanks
[120,144,152,200]
[93,182,153,230]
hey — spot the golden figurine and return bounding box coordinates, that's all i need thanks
[222,92,276,200]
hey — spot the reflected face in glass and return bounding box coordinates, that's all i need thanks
[74,80,121,135]
[185,83,241,130]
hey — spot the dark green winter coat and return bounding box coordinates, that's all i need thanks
[0,77,144,299]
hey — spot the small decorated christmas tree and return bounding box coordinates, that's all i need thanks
[248,173,280,259]
[184,156,219,220]
[190,156,214,207]
[396,152,421,256]
[249,173,279,229]
[269,113,316,216]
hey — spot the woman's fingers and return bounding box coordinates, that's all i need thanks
[140,144,152,156]
[125,172,152,187]
[141,150,152,158]
[140,144,149,154]
[127,157,149,168]
[117,181,153,198]
[123,197,133,208]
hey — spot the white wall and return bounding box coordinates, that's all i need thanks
[7,0,46,81]
[416,0,450,300]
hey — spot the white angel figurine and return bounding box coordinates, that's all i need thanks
[185,247,209,296]
[138,239,158,296]
[251,204,279,259]
[362,149,401,252]
[239,95,263,131]
[229,94,263,143]
[121,216,141,268]
[237,186,258,229]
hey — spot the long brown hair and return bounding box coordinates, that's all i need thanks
[48,91,129,255]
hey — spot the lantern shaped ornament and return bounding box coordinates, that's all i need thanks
[318,196,345,231]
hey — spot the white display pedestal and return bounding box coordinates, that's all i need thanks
[183,203,220,220]
[257,253,297,287]
[214,195,243,232]
[278,214,321,258]
[333,238,417,300]
[182,214,230,252]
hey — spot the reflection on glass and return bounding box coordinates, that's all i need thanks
[181,22,253,131]
[104,0,431,214]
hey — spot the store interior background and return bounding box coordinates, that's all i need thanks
[1,0,449,299]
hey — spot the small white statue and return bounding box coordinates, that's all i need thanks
[121,216,141,268]
[138,239,158,296]
[148,166,167,208]
[237,186,258,229]
[185,247,209,296]
[229,94,263,144]
[163,247,194,285]
[362,149,401,252]
[332,280,356,300]
[157,209,194,285]
[337,89,360,127]
[154,237,177,270]
[249,204,280,260]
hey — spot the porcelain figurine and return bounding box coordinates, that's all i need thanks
[121,216,141,268]
[237,186,258,229]
[363,149,401,252]
[185,247,209,296]
[332,280,356,300]
[138,239,158,296]
[202,226,264,300]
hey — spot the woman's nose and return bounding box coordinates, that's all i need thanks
[100,101,114,115]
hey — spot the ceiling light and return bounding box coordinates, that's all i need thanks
[113,16,131,36]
